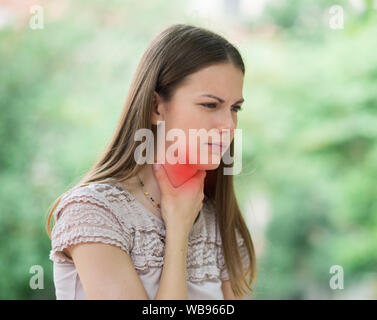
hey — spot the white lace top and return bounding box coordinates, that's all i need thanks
[49,178,249,300]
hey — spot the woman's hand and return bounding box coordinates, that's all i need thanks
[152,163,206,235]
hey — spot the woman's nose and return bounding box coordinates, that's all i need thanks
[217,112,236,141]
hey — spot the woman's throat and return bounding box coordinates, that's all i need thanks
[162,163,198,188]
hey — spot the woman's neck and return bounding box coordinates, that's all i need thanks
[162,163,198,188]
[138,163,198,203]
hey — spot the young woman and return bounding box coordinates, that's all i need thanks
[46,23,256,300]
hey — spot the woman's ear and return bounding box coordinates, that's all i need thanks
[151,91,165,125]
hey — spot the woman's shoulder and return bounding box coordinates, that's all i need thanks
[50,178,138,264]
[53,178,137,221]
[52,176,167,240]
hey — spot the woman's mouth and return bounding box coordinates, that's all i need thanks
[206,142,225,153]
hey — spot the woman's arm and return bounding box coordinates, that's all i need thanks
[68,242,149,299]
[67,227,190,300]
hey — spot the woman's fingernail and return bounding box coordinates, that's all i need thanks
[153,164,160,171]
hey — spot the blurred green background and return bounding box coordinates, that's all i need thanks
[0,0,376,299]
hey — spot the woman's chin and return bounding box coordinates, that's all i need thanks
[188,152,222,171]
[193,162,221,171]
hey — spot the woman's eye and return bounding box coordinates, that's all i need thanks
[232,106,242,112]
[201,103,242,112]
[201,103,217,109]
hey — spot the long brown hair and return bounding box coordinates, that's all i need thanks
[46,23,256,297]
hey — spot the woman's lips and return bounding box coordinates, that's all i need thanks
[206,142,225,152]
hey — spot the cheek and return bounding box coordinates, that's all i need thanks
[165,101,214,130]
[164,107,201,133]
[165,112,210,146]
[163,105,221,164]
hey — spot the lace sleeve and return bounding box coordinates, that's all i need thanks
[218,228,250,281]
[49,185,133,264]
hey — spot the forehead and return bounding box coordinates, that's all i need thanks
[177,63,244,98]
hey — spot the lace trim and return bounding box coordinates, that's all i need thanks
[49,236,129,264]
[49,181,248,282]
[50,196,133,263]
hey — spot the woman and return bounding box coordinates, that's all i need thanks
[46,23,256,300]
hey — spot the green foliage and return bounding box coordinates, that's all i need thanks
[237,8,377,299]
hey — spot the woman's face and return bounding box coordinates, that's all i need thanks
[152,62,244,171]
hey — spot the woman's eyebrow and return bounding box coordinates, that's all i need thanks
[200,94,244,105]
